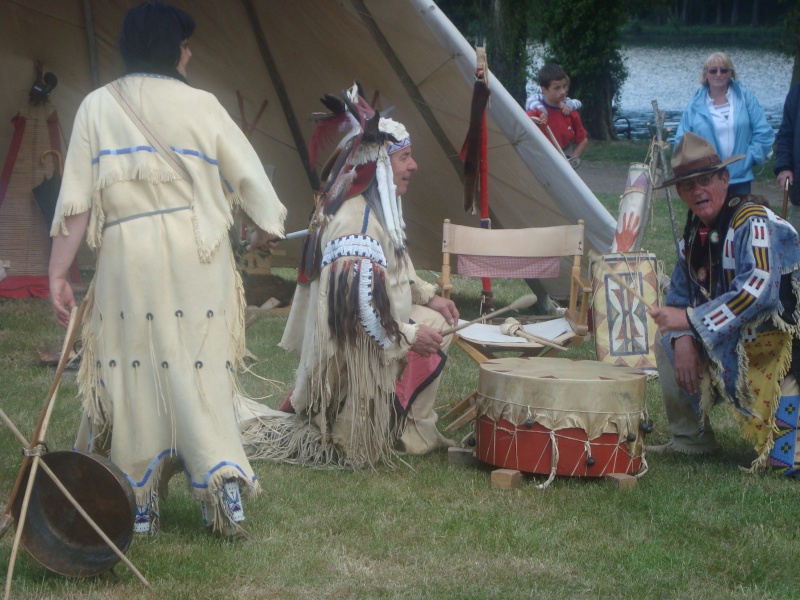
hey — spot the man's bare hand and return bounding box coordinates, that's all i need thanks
[425,295,459,326]
[411,325,443,357]
[649,306,690,334]
[247,227,279,251]
[673,335,703,395]
[778,169,794,190]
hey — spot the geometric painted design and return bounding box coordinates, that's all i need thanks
[769,391,800,477]
[592,252,659,371]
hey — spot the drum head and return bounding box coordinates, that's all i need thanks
[11,450,136,577]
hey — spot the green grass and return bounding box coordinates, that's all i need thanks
[0,173,795,598]
[1,289,795,599]
[583,139,655,165]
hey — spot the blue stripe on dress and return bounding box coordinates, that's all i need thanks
[92,145,234,193]
[92,146,219,166]
[124,450,257,488]
[361,205,371,234]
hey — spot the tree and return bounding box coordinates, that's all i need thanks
[779,0,800,85]
[486,0,531,107]
[438,0,634,139]
[437,0,532,108]
[539,0,628,140]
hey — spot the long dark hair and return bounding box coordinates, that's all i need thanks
[119,1,195,81]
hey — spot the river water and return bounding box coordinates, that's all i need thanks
[617,45,792,140]
[529,45,793,141]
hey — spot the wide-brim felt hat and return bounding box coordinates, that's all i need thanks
[655,131,745,190]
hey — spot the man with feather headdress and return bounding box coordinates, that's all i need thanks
[243,85,458,468]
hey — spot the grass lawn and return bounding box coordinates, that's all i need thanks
[1,160,797,598]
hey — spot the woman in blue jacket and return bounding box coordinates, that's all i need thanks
[675,51,774,197]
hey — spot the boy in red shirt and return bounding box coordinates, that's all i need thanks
[527,63,588,169]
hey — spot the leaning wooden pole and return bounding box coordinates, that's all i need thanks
[0,410,151,592]
[651,99,681,259]
[350,0,465,181]
[240,0,320,191]
[0,299,87,542]
[81,0,100,90]
[474,47,493,313]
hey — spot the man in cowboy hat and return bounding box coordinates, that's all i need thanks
[647,132,800,474]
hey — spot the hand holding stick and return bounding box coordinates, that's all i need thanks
[440,293,537,336]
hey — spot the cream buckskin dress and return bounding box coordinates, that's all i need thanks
[51,74,286,533]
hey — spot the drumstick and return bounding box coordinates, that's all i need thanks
[441,293,537,336]
[276,228,308,242]
[500,317,568,352]
[591,255,654,312]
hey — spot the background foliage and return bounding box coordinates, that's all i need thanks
[437,0,800,139]
[538,0,629,140]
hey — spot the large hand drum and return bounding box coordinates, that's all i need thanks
[474,357,647,483]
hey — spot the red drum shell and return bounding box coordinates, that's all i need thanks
[475,357,646,477]
[476,417,642,476]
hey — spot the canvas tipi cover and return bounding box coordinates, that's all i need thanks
[0,0,615,296]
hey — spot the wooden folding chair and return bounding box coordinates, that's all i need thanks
[438,218,592,430]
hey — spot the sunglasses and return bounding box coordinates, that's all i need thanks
[676,172,718,192]
[707,67,730,75]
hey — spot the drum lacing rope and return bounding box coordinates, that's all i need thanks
[533,431,558,490]
[23,441,48,457]
[568,441,593,477]
[635,455,649,479]
[553,432,625,476]
[493,424,643,478]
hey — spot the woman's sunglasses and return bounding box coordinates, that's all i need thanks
[708,67,730,75]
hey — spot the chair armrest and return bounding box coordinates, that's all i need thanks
[564,309,589,336]
[572,274,592,294]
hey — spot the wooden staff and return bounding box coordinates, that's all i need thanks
[440,294,537,336]
[782,177,790,220]
[591,254,654,312]
[0,298,87,541]
[544,124,570,161]
[500,317,568,352]
[0,409,151,592]
[3,300,90,599]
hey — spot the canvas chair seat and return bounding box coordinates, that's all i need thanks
[437,219,591,431]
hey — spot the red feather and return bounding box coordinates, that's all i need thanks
[309,113,348,167]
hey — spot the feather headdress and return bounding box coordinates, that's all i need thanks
[300,83,411,283]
